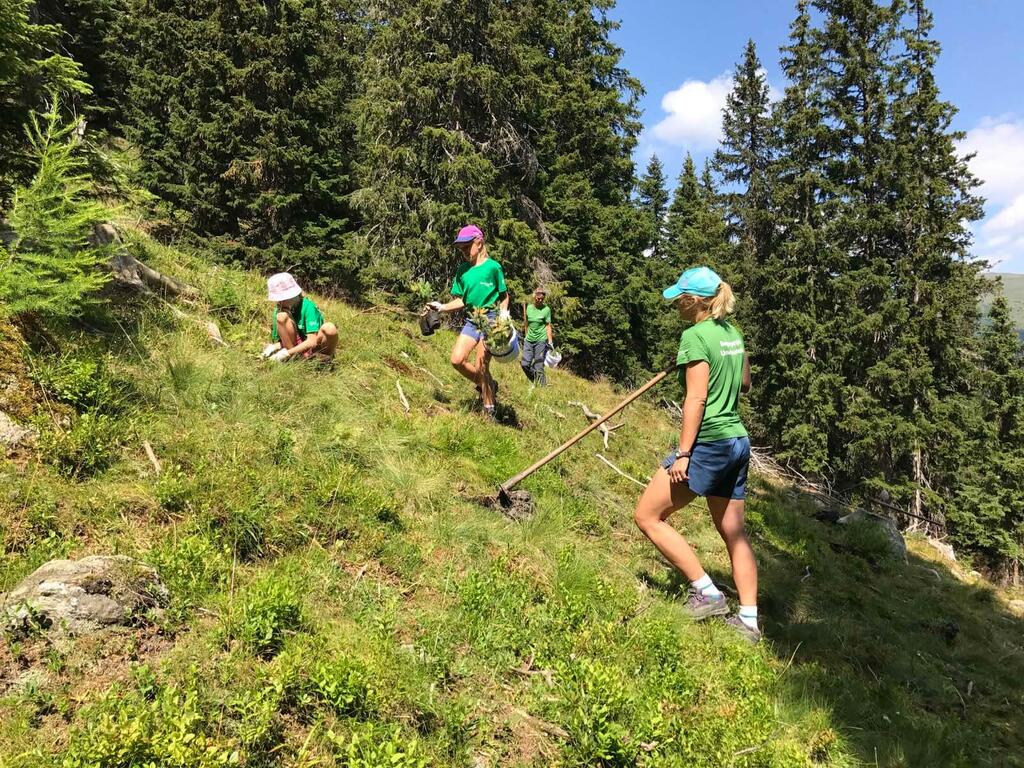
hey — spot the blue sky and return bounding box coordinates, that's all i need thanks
[611,0,1024,274]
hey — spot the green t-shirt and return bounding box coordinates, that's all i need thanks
[451,258,506,310]
[525,303,551,343]
[676,318,748,443]
[271,296,323,342]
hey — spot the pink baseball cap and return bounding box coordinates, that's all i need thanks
[454,224,483,243]
[267,272,302,302]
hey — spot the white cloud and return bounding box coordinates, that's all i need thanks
[649,72,734,150]
[962,118,1024,273]
[960,118,1024,207]
[643,70,782,162]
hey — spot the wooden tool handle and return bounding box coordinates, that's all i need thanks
[500,365,677,493]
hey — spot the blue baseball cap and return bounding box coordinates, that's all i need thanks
[663,266,721,300]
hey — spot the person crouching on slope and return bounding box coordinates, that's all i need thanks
[260,272,339,363]
[426,225,510,421]
[632,267,759,642]
[520,287,553,386]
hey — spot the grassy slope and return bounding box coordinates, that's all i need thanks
[1,234,1022,768]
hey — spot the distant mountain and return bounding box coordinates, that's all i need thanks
[983,273,1024,340]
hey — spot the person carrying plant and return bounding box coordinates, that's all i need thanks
[259,272,339,363]
[632,267,759,641]
[520,287,554,386]
[426,224,510,421]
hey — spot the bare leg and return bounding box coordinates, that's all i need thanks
[708,496,757,606]
[477,340,495,407]
[315,322,339,358]
[633,468,705,582]
[451,333,482,385]
[276,312,300,350]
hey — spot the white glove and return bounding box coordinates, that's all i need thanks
[270,347,292,363]
[498,309,511,321]
[427,301,444,311]
[260,343,281,359]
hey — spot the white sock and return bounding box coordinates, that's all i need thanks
[692,573,722,598]
[738,605,758,630]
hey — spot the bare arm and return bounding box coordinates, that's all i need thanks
[433,297,465,312]
[678,361,709,452]
[546,320,553,345]
[667,361,709,483]
[499,292,509,312]
[285,330,322,358]
[741,353,751,393]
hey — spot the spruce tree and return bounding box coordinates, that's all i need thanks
[33,0,129,130]
[712,39,773,279]
[950,295,1024,580]
[1,100,111,319]
[122,0,360,284]
[749,1,838,471]
[637,154,669,256]
[0,0,88,203]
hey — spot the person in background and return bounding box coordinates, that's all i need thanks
[260,272,338,363]
[520,287,553,386]
[632,267,758,641]
[427,225,510,420]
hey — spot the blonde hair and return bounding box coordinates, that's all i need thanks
[706,281,736,320]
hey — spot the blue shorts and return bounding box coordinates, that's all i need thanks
[459,310,496,342]
[661,436,750,500]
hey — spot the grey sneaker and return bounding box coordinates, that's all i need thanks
[725,615,762,643]
[682,590,730,621]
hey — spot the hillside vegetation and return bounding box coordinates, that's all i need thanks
[2,234,1023,767]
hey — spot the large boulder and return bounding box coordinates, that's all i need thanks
[1,555,168,635]
[838,509,908,563]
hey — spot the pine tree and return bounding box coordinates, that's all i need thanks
[1,100,111,319]
[637,154,669,256]
[950,295,1024,581]
[122,0,360,284]
[33,0,130,130]
[0,0,88,203]
[748,2,838,471]
[712,39,773,279]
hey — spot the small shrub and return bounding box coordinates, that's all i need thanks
[36,412,125,477]
[145,534,228,624]
[309,658,374,718]
[224,578,305,659]
[558,659,638,768]
[61,684,240,768]
[201,500,268,561]
[32,355,133,415]
[206,277,253,325]
[327,724,428,768]
[154,463,195,515]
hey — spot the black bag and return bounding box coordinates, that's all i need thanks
[419,308,442,336]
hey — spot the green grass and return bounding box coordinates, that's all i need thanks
[1,230,1022,767]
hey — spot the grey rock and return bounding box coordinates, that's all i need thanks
[838,509,908,562]
[926,538,956,562]
[1,555,168,635]
[0,411,35,450]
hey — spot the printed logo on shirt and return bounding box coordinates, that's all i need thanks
[719,339,744,357]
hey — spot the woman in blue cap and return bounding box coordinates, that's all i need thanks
[632,267,759,641]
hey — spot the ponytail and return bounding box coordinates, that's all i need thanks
[708,281,735,320]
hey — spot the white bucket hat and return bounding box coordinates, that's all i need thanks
[267,272,302,302]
